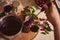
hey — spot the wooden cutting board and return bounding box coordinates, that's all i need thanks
[10,31,38,40]
[10,0,38,40]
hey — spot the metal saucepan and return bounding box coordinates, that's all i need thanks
[0,15,23,40]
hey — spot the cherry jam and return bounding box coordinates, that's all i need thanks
[4,5,12,13]
[30,25,39,32]
[0,16,22,36]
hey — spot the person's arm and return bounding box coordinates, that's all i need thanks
[44,2,60,40]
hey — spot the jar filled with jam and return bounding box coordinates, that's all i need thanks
[0,5,13,18]
[4,5,13,13]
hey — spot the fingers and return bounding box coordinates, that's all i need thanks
[43,2,53,14]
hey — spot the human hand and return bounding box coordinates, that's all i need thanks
[42,2,60,22]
